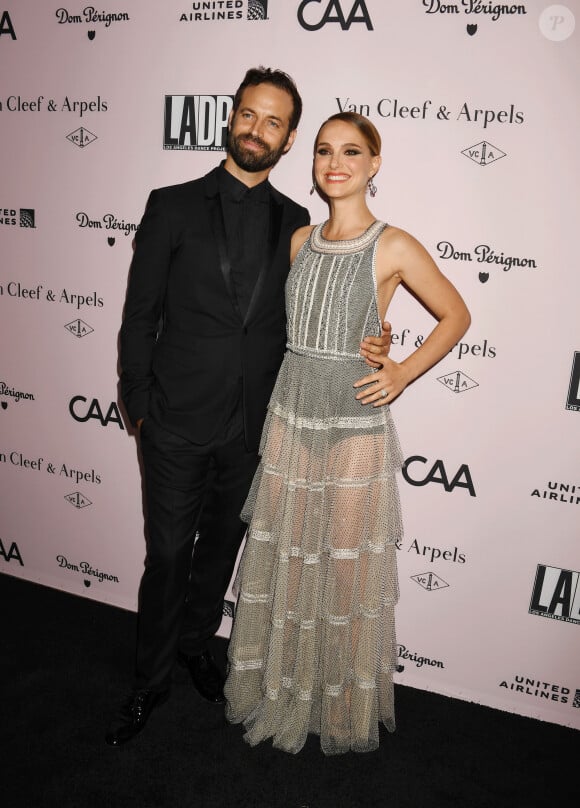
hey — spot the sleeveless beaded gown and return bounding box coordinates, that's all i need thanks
[224,220,403,755]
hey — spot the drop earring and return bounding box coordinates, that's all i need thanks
[367,177,377,198]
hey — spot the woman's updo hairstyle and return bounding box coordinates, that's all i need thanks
[315,112,381,156]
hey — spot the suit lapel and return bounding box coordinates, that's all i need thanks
[243,195,283,327]
[207,190,242,319]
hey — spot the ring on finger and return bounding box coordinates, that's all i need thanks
[380,389,388,398]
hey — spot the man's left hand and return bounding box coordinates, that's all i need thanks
[360,321,392,368]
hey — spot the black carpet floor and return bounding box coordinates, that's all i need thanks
[1,572,576,808]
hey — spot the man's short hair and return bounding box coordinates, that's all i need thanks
[232,66,303,132]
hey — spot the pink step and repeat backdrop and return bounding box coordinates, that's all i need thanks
[1,1,579,729]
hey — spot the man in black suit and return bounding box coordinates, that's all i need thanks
[107,67,388,746]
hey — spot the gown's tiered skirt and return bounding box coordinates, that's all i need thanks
[224,348,404,754]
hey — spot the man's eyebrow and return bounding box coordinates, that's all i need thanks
[239,106,284,123]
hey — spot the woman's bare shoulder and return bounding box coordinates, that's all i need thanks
[380,224,416,248]
[378,224,431,261]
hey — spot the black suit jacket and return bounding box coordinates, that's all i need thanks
[119,166,310,449]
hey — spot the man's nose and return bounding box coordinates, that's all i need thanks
[250,118,264,138]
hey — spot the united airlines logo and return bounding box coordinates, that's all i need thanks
[20,209,35,227]
[163,95,233,151]
[248,0,268,18]
[0,208,35,228]
[178,1,268,22]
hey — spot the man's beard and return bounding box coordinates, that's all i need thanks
[227,131,289,173]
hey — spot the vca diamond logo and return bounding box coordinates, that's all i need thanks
[462,141,506,166]
[66,127,97,148]
[437,370,479,394]
[248,0,267,19]
[65,319,94,338]
[64,492,93,509]
[411,572,449,592]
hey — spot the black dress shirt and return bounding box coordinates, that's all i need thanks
[218,163,271,319]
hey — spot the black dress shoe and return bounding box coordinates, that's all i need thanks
[178,649,225,703]
[105,689,169,746]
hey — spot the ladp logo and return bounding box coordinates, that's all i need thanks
[297,0,373,30]
[566,352,580,412]
[164,95,232,151]
[529,564,580,625]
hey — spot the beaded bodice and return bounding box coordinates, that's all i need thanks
[286,220,388,360]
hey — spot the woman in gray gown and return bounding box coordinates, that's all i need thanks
[225,112,471,755]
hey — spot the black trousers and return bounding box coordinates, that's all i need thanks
[134,398,259,691]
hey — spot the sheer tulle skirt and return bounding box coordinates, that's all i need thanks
[225,351,403,755]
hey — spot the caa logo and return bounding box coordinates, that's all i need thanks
[69,395,125,429]
[297,0,373,31]
[529,564,580,625]
[402,455,476,497]
[0,10,16,39]
[0,538,23,565]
